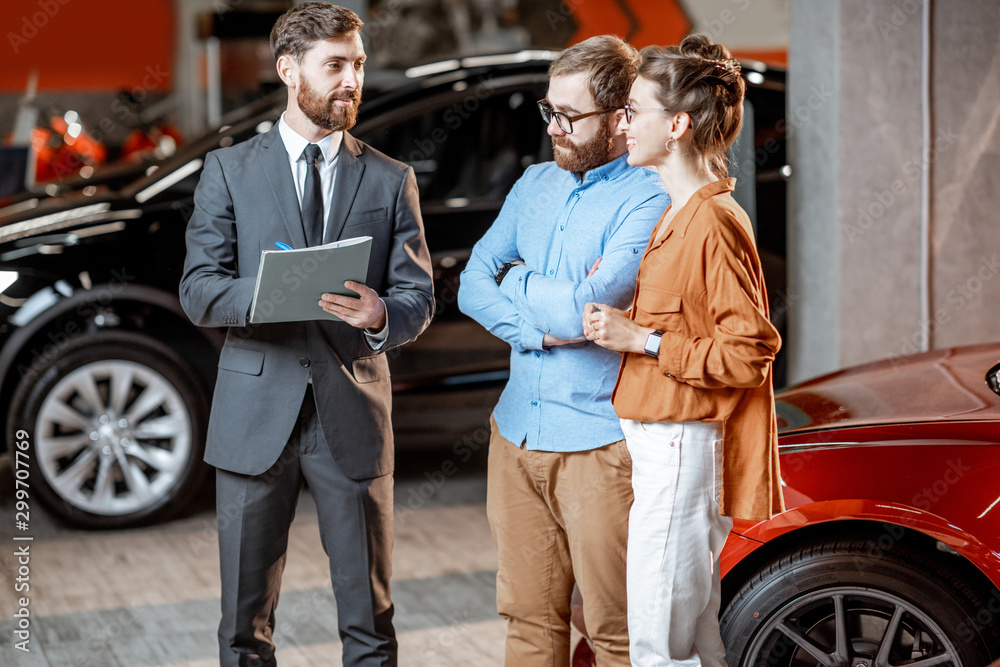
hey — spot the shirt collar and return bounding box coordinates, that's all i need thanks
[675,177,737,237]
[567,152,633,185]
[278,112,342,164]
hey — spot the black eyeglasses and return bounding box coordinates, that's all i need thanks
[537,99,616,134]
[622,102,672,123]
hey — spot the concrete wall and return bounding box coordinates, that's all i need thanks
[787,0,1000,384]
[787,0,840,383]
[930,2,1000,350]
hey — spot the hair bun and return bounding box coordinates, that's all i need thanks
[678,35,742,87]
[705,58,741,86]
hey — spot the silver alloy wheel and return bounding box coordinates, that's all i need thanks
[35,359,193,516]
[745,586,960,666]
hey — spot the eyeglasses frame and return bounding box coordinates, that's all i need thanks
[622,102,674,124]
[537,99,617,134]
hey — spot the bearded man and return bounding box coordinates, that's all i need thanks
[457,35,669,667]
[179,3,433,665]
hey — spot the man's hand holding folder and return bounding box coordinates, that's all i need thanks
[319,280,386,331]
[249,235,374,324]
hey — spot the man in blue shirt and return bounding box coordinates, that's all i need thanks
[458,35,669,667]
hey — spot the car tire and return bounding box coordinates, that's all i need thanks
[721,538,999,666]
[9,331,210,529]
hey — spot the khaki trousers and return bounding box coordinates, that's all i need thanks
[487,417,632,667]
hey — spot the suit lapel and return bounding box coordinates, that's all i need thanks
[324,133,365,243]
[259,127,308,248]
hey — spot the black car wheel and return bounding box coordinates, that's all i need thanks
[721,539,998,666]
[10,331,209,529]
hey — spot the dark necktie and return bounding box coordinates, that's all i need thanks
[301,143,324,246]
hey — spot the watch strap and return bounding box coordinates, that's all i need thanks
[495,262,517,286]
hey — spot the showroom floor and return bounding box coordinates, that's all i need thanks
[0,449,517,666]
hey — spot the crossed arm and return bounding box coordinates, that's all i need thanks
[458,183,665,351]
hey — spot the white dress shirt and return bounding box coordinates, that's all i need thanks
[278,113,341,242]
[277,114,388,346]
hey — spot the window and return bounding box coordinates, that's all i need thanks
[358,82,552,206]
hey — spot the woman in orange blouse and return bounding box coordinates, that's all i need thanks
[583,35,782,666]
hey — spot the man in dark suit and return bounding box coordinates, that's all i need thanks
[179,3,434,665]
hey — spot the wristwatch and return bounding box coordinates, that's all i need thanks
[643,330,664,357]
[494,262,517,286]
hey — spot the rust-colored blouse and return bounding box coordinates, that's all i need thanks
[611,178,784,521]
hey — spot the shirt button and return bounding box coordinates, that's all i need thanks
[548,270,554,275]
[299,357,311,368]
[560,225,564,231]
[535,352,540,357]
[531,401,538,406]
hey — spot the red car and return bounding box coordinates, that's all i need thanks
[574,343,1000,666]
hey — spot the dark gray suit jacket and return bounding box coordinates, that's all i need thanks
[179,126,434,480]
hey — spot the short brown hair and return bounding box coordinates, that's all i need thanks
[270,1,364,62]
[549,35,638,111]
[638,35,745,179]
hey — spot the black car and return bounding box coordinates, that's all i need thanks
[0,53,787,528]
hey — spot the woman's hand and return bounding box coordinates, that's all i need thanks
[583,303,650,354]
[543,333,584,347]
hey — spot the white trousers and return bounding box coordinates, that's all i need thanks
[622,419,733,667]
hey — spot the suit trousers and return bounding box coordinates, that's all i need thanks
[486,417,632,667]
[621,418,733,667]
[216,386,396,667]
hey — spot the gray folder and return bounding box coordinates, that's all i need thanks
[249,236,373,324]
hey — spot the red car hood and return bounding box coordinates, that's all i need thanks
[776,343,1000,433]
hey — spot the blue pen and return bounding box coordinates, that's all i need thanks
[274,242,293,250]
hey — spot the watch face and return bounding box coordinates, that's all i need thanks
[494,263,511,286]
[644,332,662,356]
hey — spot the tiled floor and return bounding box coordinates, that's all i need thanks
[0,446,513,666]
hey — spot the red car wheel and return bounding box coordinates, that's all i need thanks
[721,539,1000,666]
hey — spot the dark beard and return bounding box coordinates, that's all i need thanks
[298,76,360,132]
[552,120,615,173]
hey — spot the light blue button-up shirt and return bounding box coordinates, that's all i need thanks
[458,154,669,452]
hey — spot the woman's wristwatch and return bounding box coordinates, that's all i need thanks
[643,330,664,357]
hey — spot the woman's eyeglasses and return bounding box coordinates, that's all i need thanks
[622,102,673,123]
[537,99,616,134]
